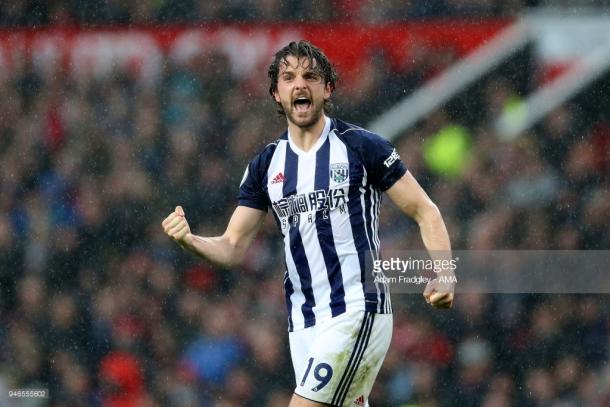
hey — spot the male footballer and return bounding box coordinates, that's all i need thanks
[162,40,453,407]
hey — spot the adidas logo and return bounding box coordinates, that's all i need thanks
[353,395,365,406]
[271,172,285,184]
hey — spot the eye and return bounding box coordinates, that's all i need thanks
[305,73,321,81]
[281,73,294,81]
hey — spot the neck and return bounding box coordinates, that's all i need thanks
[287,115,327,152]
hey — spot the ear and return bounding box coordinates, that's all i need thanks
[324,82,332,100]
[273,89,281,103]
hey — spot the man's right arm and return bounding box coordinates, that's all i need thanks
[162,205,266,267]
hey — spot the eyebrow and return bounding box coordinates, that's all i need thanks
[279,63,323,77]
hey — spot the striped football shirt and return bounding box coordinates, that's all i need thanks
[238,116,406,331]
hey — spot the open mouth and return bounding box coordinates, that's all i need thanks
[293,96,312,113]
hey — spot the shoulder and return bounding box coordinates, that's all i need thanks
[331,118,390,150]
[256,134,285,160]
[331,118,396,164]
[249,132,287,170]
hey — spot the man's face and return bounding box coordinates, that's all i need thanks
[273,55,332,129]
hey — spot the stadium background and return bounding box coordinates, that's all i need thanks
[1,1,609,406]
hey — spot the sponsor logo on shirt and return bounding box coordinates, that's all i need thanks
[271,172,285,184]
[271,187,348,219]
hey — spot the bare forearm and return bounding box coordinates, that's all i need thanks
[415,204,454,277]
[163,206,265,268]
[416,203,451,253]
[182,233,245,267]
[418,203,455,307]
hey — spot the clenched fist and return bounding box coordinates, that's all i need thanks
[162,206,192,248]
[423,277,454,309]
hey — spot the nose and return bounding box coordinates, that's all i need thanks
[293,74,307,89]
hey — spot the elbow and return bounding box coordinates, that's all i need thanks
[416,201,442,226]
[223,235,247,267]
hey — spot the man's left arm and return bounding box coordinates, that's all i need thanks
[386,171,454,308]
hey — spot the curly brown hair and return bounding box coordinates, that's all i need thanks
[267,40,338,115]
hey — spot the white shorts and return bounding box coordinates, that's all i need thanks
[289,309,392,407]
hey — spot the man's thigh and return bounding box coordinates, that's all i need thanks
[289,310,392,407]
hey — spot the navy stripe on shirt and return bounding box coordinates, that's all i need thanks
[342,143,379,313]
[369,187,386,313]
[314,137,346,317]
[284,146,316,327]
[363,181,382,312]
[283,268,294,331]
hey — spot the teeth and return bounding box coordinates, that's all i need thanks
[294,97,311,112]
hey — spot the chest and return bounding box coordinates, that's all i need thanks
[266,148,365,222]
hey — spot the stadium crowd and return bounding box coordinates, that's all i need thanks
[0,0,535,26]
[7,0,610,27]
[1,9,610,407]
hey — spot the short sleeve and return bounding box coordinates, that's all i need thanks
[237,155,270,212]
[362,133,407,191]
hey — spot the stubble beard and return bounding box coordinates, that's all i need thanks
[284,100,325,130]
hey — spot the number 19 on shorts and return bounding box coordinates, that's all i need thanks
[300,357,334,392]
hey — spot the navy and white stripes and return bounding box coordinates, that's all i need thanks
[331,312,375,406]
[238,116,406,331]
[315,136,346,317]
